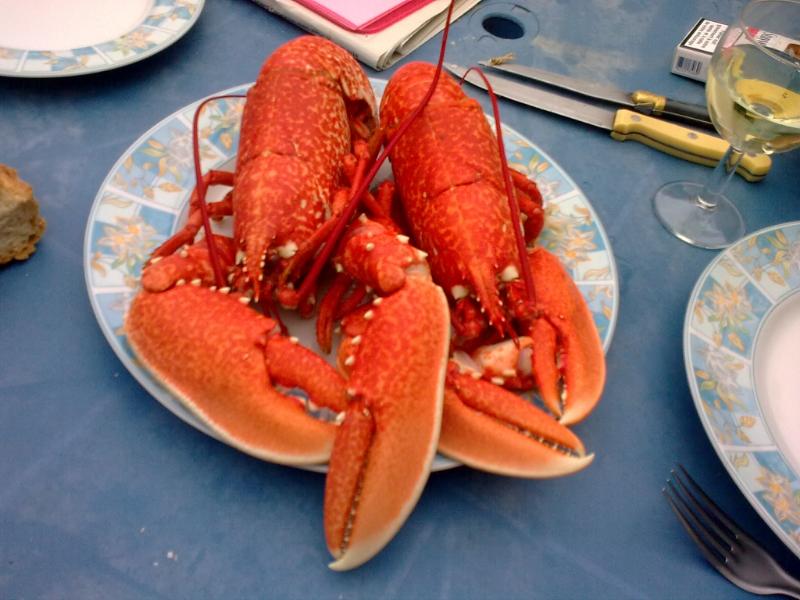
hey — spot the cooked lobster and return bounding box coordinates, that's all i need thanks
[378,62,606,475]
[125,37,451,571]
[124,17,608,572]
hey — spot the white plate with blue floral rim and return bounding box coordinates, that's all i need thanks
[0,0,203,78]
[83,79,619,472]
[685,221,800,559]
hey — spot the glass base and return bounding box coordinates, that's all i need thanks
[653,181,745,250]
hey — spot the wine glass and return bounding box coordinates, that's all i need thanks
[653,0,800,249]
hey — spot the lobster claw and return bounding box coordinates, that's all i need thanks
[126,285,346,465]
[323,270,450,570]
[526,247,605,425]
[439,362,593,478]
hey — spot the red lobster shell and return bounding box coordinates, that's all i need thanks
[380,62,605,476]
[234,36,377,303]
[125,40,451,571]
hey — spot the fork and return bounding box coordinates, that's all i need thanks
[663,465,800,598]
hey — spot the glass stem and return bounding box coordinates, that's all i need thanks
[695,145,745,210]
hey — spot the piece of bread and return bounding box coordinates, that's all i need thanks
[0,164,46,265]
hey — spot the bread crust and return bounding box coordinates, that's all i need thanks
[0,164,46,265]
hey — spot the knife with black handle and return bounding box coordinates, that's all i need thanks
[447,63,770,182]
[480,60,715,131]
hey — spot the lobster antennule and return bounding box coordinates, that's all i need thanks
[294,0,457,308]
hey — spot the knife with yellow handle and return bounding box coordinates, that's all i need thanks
[445,63,771,182]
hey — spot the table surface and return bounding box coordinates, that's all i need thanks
[2,0,800,597]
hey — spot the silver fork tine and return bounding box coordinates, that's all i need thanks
[677,464,742,539]
[672,467,737,551]
[665,466,800,599]
[664,480,732,561]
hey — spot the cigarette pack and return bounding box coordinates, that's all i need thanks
[671,18,727,82]
[672,18,800,83]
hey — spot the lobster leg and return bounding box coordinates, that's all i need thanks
[439,362,593,478]
[509,169,545,242]
[314,214,427,354]
[149,170,234,261]
[141,234,236,293]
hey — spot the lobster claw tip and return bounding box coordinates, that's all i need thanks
[559,394,601,426]
[527,247,606,426]
[327,541,382,572]
[475,450,594,480]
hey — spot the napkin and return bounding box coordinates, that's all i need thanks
[251,0,483,70]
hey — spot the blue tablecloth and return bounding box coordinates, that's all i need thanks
[2,0,799,597]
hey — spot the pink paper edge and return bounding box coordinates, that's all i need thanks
[291,0,437,34]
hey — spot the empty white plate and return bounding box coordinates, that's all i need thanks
[0,0,203,77]
[685,220,800,560]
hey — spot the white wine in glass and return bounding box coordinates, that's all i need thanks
[653,0,800,249]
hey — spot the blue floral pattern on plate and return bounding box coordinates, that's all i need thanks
[685,221,800,559]
[1,0,203,78]
[84,79,619,472]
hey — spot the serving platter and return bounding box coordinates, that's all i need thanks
[0,0,203,78]
[83,79,619,471]
[685,221,800,559]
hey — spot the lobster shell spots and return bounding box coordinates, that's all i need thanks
[380,63,519,329]
[325,271,450,570]
[233,36,377,295]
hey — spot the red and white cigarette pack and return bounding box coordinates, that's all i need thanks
[673,18,800,82]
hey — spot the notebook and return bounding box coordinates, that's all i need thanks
[252,0,482,70]
[293,0,437,33]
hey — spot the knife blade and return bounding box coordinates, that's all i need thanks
[479,60,715,130]
[444,63,770,182]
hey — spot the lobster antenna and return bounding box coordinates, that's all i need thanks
[458,68,536,306]
[294,0,458,306]
[190,93,247,288]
